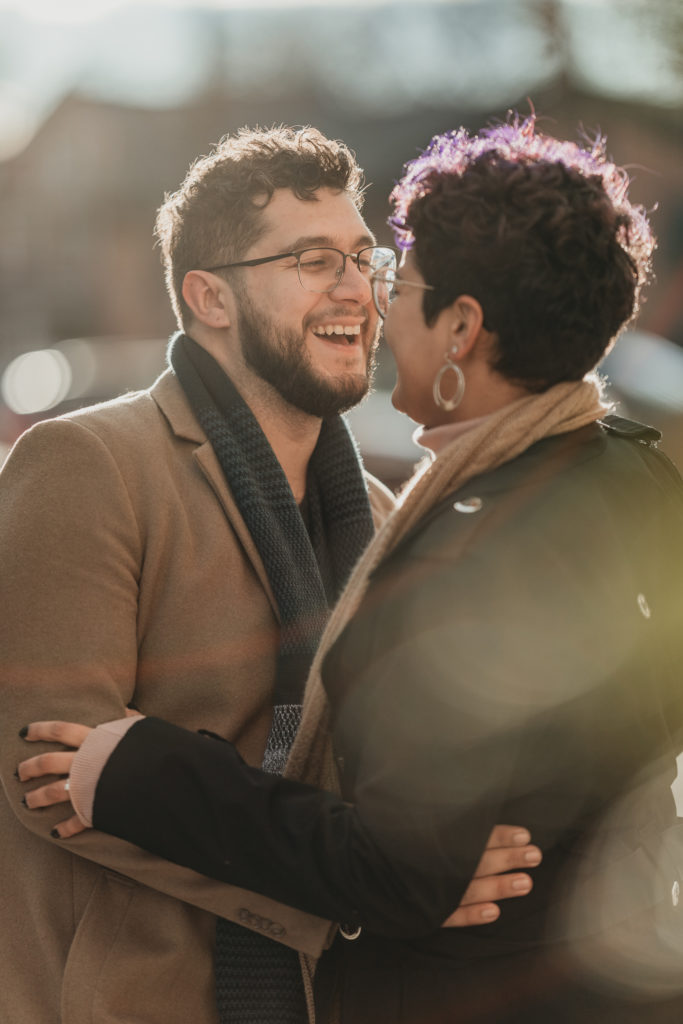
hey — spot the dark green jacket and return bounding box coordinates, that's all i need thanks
[93,419,683,1022]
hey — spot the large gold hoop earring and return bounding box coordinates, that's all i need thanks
[433,346,465,411]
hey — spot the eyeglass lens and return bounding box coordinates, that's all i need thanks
[371,266,397,319]
[297,246,395,294]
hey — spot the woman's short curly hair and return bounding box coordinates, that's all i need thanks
[389,114,655,391]
[156,125,365,328]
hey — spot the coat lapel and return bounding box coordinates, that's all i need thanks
[150,369,280,622]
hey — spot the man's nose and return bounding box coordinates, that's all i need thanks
[329,258,373,304]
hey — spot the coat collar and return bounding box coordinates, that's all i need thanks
[150,368,280,620]
[150,366,205,443]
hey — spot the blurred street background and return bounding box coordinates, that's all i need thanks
[0,0,682,484]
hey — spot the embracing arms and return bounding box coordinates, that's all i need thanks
[18,715,540,934]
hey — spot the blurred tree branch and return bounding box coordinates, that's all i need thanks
[525,0,682,95]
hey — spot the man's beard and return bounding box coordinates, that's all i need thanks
[236,291,377,419]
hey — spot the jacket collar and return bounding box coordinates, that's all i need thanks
[150,368,280,620]
[150,366,205,443]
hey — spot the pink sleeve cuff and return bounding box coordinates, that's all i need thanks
[69,716,144,827]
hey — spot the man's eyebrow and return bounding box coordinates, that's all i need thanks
[285,233,377,252]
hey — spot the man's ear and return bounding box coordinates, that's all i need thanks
[445,295,485,358]
[182,271,232,329]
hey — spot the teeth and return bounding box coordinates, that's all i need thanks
[312,325,362,337]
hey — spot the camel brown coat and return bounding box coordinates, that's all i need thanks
[0,368,394,1024]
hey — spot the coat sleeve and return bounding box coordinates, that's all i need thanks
[0,417,333,954]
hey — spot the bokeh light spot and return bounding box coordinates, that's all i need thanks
[1,349,73,414]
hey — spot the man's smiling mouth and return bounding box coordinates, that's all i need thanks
[311,324,362,343]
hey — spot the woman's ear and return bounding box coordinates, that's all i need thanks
[446,295,485,358]
[182,271,232,329]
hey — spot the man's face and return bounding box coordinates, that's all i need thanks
[230,188,382,418]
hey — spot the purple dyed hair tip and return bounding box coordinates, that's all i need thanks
[389,112,654,260]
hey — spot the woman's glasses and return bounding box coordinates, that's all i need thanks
[370,267,435,319]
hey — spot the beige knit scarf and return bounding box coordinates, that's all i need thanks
[289,377,608,1018]
[286,377,608,793]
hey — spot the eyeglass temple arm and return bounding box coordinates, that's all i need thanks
[371,273,434,290]
[206,252,296,272]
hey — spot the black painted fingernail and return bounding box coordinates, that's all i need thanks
[18,726,28,739]
[21,796,44,811]
[50,828,62,839]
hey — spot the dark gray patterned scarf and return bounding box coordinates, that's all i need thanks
[169,332,375,1023]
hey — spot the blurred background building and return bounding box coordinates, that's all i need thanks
[0,0,682,483]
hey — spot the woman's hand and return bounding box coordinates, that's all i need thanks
[17,722,542,927]
[441,824,541,927]
[17,720,94,838]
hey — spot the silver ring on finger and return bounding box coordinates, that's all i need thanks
[64,780,70,793]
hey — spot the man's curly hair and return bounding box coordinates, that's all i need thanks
[389,114,655,391]
[156,125,365,328]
